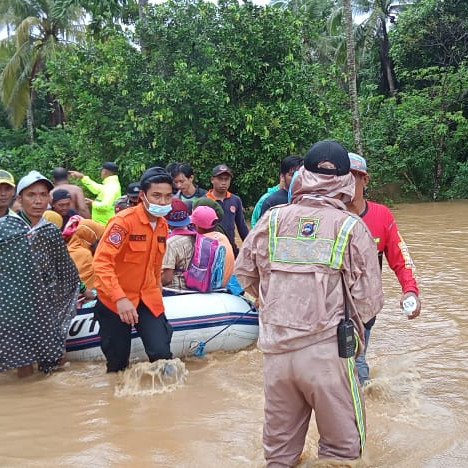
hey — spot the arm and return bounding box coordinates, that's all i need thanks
[383,212,421,319]
[346,221,384,325]
[234,196,250,240]
[81,175,104,196]
[75,187,91,218]
[162,269,174,286]
[235,219,263,298]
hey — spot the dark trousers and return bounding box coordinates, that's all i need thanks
[94,299,173,373]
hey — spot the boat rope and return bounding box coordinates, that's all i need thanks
[190,301,257,357]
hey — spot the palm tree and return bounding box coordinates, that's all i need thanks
[0,1,85,140]
[353,0,412,95]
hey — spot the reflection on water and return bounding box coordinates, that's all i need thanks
[1,200,467,467]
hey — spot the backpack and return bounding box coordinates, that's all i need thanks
[183,233,226,292]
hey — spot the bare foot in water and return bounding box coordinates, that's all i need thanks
[17,364,34,378]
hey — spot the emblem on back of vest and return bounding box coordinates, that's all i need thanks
[298,218,319,238]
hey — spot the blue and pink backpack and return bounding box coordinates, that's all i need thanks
[170,229,225,292]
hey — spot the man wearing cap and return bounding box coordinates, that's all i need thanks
[51,188,79,231]
[161,198,196,291]
[114,182,140,214]
[0,170,17,217]
[69,162,121,225]
[347,152,421,385]
[93,167,174,372]
[190,205,234,287]
[51,167,90,218]
[235,140,384,464]
[0,170,79,376]
[206,164,249,257]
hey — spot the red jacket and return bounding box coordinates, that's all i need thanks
[361,201,418,295]
[93,204,168,316]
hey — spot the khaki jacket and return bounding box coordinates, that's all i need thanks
[235,167,384,353]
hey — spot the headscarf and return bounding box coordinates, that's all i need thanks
[67,219,105,289]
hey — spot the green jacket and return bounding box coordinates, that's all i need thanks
[82,174,121,225]
[250,184,280,228]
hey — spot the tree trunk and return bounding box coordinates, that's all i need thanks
[343,0,362,155]
[380,21,397,96]
[139,0,149,52]
[26,104,34,144]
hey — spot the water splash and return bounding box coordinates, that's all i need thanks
[114,359,188,397]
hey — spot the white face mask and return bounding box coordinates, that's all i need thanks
[143,193,172,217]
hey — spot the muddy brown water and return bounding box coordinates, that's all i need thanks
[1,200,467,467]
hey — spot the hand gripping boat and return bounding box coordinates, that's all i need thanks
[66,291,259,360]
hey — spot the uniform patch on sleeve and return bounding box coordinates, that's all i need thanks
[106,224,128,247]
[157,236,166,244]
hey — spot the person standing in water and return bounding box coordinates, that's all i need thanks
[235,140,383,465]
[93,167,174,372]
[347,152,421,385]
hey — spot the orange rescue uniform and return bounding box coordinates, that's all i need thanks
[93,203,167,317]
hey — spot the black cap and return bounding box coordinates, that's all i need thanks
[212,164,233,177]
[52,188,72,202]
[304,140,350,176]
[140,166,169,185]
[102,161,118,173]
[127,182,140,198]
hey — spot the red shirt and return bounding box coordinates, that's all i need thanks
[361,201,419,295]
[93,204,168,316]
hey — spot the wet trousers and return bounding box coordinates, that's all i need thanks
[94,299,173,372]
[262,337,365,467]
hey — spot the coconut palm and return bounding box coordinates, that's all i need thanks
[0,0,85,140]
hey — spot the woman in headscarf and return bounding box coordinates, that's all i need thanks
[67,219,105,289]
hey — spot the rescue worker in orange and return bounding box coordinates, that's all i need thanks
[93,167,174,372]
[235,140,384,465]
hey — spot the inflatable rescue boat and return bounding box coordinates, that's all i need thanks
[66,291,259,360]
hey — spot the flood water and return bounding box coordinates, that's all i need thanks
[1,200,467,467]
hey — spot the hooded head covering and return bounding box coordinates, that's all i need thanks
[290,166,355,205]
[67,219,105,288]
[43,210,63,229]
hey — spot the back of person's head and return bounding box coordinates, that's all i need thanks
[165,198,191,227]
[171,162,194,179]
[280,155,303,175]
[52,167,68,182]
[192,196,224,221]
[140,166,173,192]
[191,205,219,231]
[303,140,350,176]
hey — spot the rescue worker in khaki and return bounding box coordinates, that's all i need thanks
[93,167,174,372]
[235,140,384,466]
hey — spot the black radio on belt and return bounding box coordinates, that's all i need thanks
[337,273,356,359]
[337,319,355,358]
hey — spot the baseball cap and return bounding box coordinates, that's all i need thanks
[101,161,118,173]
[348,153,368,175]
[17,170,54,195]
[165,198,191,227]
[212,164,233,177]
[190,205,219,229]
[0,169,15,187]
[127,182,140,198]
[304,140,350,176]
[52,188,72,203]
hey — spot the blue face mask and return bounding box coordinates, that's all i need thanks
[143,194,172,217]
